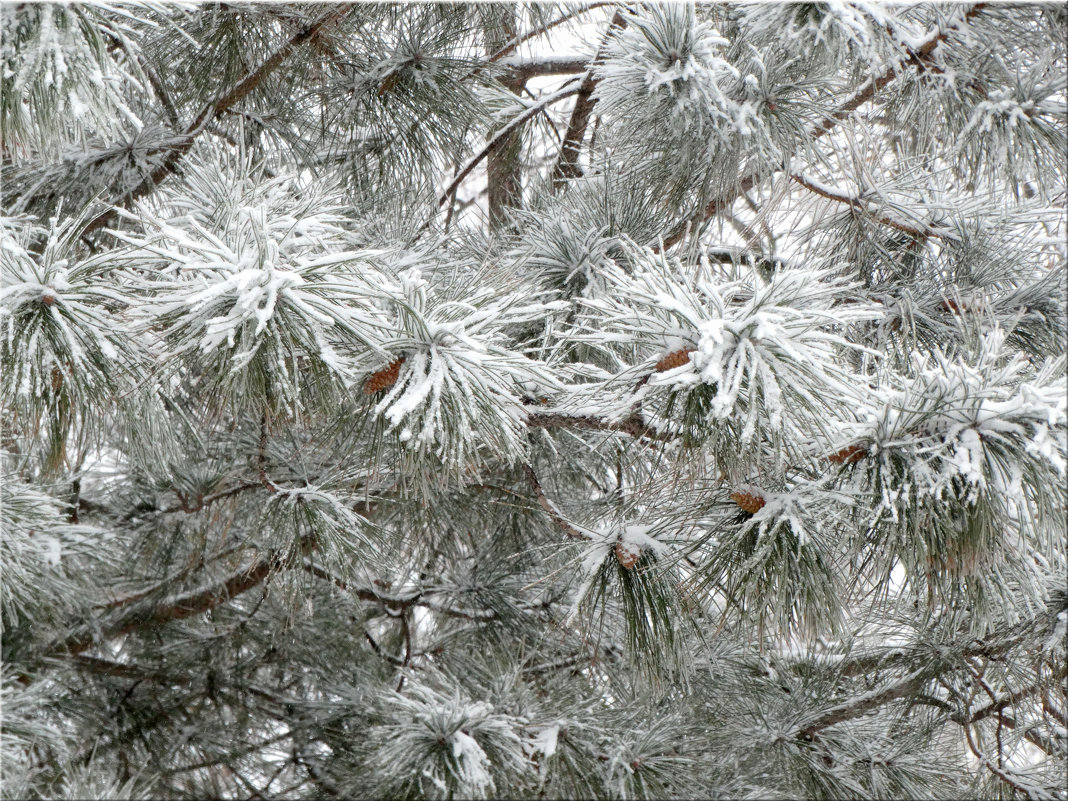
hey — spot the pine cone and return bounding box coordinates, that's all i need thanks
[829,444,867,464]
[377,72,400,97]
[942,298,967,314]
[615,538,641,569]
[364,357,405,395]
[41,289,56,306]
[655,348,696,373]
[730,491,765,515]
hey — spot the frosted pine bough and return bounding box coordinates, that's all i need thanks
[1,3,1065,801]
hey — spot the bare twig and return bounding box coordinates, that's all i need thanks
[523,464,593,541]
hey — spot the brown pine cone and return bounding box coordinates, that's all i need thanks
[364,357,406,395]
[730,491,765,515]
[655,347,696,372]
[828,444,867,464]
[615,538,641,569]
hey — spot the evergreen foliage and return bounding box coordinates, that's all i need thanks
[1,3,1065,799]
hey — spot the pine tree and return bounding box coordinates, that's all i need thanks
[2,3,1066,799]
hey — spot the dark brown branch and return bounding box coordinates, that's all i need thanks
[70,655,192,685]
[790,172,950,241]
[81,5,354,235]
[977,713,1062,757]
[61,536,317,656]
[955,672,1063,727]
[798,668,931,739]
[302,562,419,607]
[550,9,627,189]
[258,413,280,493]
[165,482,262,515]
[522,653,584,677]
[791,607,1064,742]
[526,411,672,442]
[500,56,591,82]
[813,613,1057,681]
[363,630,407,667]
[485,7,524,233]
[302,561,496,621]
[139,56,180,130]
[808,4,987,142]
[962,718,1048,800]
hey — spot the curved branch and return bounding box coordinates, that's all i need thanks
[790,172,952,241]
[798,668,931,739]
[523,464,593,541]
[550,9,628,189]
[487,3,618,65]
[61,536,317,656]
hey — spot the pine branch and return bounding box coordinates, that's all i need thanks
[797,668,932,739]
[363,629,408,668]
[661,3,989,250]
[793,606,1065,740]
[61,536,316,656]
[954,670,1066,727]
[498,55,591,82]
[69,655,193,686]
[790,172,952,241]
[164,482,263,515]
[526,411,672,442]
[80,4,354,235]
[962,719,1053,800]
[304,561,499,622]
[486,3,618,65]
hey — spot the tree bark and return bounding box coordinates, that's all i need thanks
[483,6,524,233]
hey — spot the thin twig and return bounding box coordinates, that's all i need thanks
[436,83,582,209]
[523,464,593,541]
[486,3,618,65]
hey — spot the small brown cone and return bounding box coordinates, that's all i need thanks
[730,491,765,515]
[829,444,867,464]
[615,538,641,569]
[942,298,967,314]
[41,289,56,306]
[378,72,400,96]
[364,357,405,395]
[655,348,696,373]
